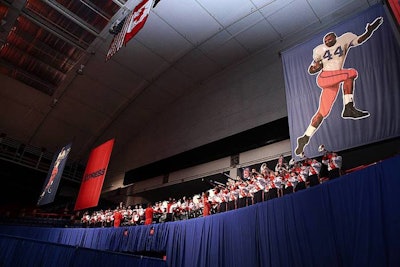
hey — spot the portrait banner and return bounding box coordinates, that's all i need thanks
[282,4,400,160]
[37,142,72,206]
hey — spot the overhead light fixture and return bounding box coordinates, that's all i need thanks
[76,64,84,75]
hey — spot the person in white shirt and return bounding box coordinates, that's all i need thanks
[322,151,343,180]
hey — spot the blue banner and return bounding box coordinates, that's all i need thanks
[282,4,400,160]
[37,143,72,206]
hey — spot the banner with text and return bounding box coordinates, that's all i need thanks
[74,139,115,211]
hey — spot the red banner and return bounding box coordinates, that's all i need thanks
[74,139,115,211]
[388,0,400,26]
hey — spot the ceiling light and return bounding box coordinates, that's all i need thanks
[76,64,85,75]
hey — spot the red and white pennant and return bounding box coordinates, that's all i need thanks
[106,0,153,61]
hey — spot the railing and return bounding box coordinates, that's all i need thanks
[0,134,84,183]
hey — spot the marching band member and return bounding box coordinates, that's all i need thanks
[307,157,322,187]
[210,188,221,213]
[219,188,229,212]
[237,181,249,208]
[285,171,297,194]
[193,195,203,218]
[260,166,270,202]
[294,162,308,192]
[266,171,278,200]
[81,211,90,227]
[113,207,123,228]
[254,174,266,203]
[152,202,162,223]
[131,210,140,225]
[247,179,257,205]
[157,201,168,223]
[126,206,133,222]
[322,150,343,180]
[121,206,128,225]
[105,209,113,227]
[180,197,190,220]
[137,205,144,224]
[242,167,251,181]
[99,211,106,227]
[165,198,174,222]
[243,181,251,206]
[275,155,289,173]
[90,212,97,227]
[174,199,182,220]
[228,183,238,211]
[274,171,284,197]
[144,202,154,225]
[188,198,195,218]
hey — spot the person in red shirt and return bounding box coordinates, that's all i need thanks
[113,207,123,228]
[202,191,211,217]
[144,202,154,225]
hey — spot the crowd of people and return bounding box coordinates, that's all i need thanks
[80,149,342,228]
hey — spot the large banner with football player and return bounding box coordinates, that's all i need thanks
[74,139,115,211]
[282,4,400,160]
[37,142,72,206]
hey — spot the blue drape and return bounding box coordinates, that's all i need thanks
[0,235,167,267]
[1,154,400,267]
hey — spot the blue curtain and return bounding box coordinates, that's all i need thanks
[1,154,400,267]
[0,235,167,267]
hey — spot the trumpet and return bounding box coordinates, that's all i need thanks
[260,163,268,173]
[318,144,327,153]
[223,172,239,181]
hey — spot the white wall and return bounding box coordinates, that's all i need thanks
[105,47,288,190]
[238,139,291,167]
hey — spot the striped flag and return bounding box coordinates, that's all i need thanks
[106,0,152,61]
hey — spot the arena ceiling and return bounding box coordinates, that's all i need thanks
[0,0,382,165]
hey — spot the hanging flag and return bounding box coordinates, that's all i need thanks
[106,0,152,61]
[37,142,72,206]
[124,0,152,45]
[74,139,115,211]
